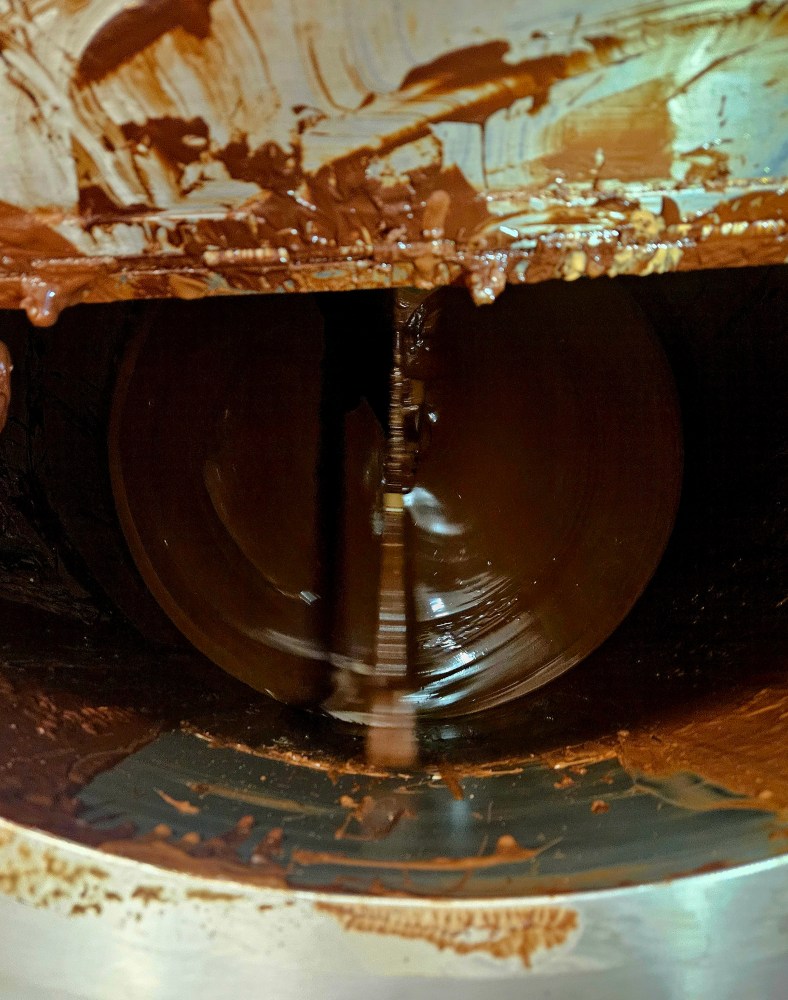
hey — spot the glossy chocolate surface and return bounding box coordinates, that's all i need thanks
[110,281,681,717]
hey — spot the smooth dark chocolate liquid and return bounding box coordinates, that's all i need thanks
[110,283,681,724]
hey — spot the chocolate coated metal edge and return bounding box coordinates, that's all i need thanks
[0,813,786,992]
[0,190,785,323]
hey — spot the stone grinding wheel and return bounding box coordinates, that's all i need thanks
[109,280,682,720]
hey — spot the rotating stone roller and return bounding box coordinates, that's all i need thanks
[107,277,682,764]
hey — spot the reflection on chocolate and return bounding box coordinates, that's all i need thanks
[110,282,681,721]
[396,282,682,716]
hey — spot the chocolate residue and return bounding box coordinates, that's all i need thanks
[291,834,547,872]
[252,826,284,863]
[334,794,412,842]
[0,2,781,311]
[20,274,92,328]
[537,673,788,816]
[100,821,287,888]
[537,78,675,183]
[0,203,75,259]
[77,185,150,221]
[0,341,11,434]
[155,789,200,815]
[120,117,210,172]
[217,138,300,193]
[0,187,784,312]
[185,733,393,781]
[401,40,513,92]
[618,684,788,813]
[316,902,579,968]
[438,767,464,802]
[697,189,788,225]
[0,661,160,815]
[185,781,333,817]
[77,0,215,83]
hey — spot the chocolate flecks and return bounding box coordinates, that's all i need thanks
[76,0,215,84]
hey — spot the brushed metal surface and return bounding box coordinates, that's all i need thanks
[0,818,785,999]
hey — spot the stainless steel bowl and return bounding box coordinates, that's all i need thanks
[0,267,785,998]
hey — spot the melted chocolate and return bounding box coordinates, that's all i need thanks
[109,281,681,722]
